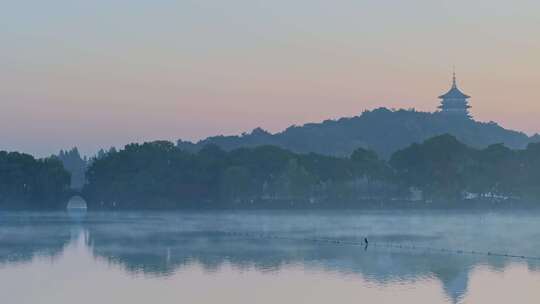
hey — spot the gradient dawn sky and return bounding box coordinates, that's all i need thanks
[1,0,539,156]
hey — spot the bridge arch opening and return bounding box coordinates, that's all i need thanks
[66,195,88,210]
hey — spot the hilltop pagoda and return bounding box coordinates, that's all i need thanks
[438,72,471,117]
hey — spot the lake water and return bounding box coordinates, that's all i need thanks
[1,210,540,303]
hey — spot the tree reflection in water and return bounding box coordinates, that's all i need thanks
[2,211,540,304]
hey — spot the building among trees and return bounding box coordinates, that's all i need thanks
[438,72,471,117]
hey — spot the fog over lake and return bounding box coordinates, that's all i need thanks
[1,210,540,304]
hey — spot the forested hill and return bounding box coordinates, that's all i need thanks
[178,108,540,158]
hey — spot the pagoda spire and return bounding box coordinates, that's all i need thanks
[452,66,457,88]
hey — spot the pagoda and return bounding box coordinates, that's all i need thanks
[438,72,471,117]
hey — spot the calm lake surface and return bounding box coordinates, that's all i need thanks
[1,210,540,304]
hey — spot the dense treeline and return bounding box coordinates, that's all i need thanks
[2,134,540,210]
[391,134,540,200]
[83,134,540,209]
[0,151,71,209]
[83,141,396,209]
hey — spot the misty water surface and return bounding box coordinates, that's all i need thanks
[1,210,540,304]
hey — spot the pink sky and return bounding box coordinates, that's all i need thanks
[1,1,539,156]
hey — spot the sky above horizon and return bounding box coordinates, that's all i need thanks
[1,0,540,157]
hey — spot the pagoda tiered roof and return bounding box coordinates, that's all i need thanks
[438,73,470,99]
